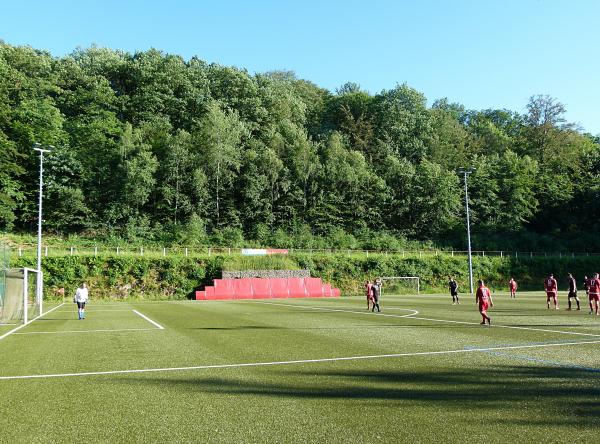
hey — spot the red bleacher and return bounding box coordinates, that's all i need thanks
[195,277,341,300]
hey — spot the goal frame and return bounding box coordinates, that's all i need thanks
[24,267,43,324]
[380,276,420,296]
[0,267,43,325]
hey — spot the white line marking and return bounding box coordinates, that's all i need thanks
[253,301,419,318]
[14,328,159,335]
[132,310,164,330]
[54,309,133,313]
[255,301,600,338]
[409,315,600,338]
[0,303,65,341]
[1,339,599,381]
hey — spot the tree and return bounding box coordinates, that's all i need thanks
[381,157,460,237]
[0,133,23,229]
[43,146,90,232]
[469,152,539,232]
[196,100,248,228]
[154,129,206,224]
[372,83,433,161]
[523,94,572,160]
[311,132,386,233]
[324,85,377,160]
[428,105,471,169]
[109,123,159,221]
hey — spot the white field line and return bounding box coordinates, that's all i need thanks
[409,315,600,338]
[14,328,159,335]
[54,309,133,313]
[255,301,600,338]
[132,310,164,330]
[252,301,419,318]
[1,339,599,381]
[0,303,65,341]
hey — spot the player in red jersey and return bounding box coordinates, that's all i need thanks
[365,280,373,310]
[508,278,517,298]
[587,273,600,316]
[544,273,559,309]
[475,280,494,325]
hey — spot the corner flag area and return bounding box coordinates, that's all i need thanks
[1,292,599,442]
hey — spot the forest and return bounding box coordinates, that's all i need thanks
[1,42,599,251]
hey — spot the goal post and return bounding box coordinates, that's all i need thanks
[0,267,43,325]
[380,276,420,297]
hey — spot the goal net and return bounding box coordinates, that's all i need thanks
[0,268,43,325]
[380,276,420,297]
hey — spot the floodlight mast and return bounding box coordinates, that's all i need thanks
[33,143,53,313]
[457,168,476,295]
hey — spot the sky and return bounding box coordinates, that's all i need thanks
[1,0,599,134]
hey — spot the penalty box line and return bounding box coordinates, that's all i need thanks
[54,309,134,313]
[6,309,164,336]
[253,301,600,338]
[1,339,599,381]
[132,310,165,330]
[0,303,65,342]
[13,328,160,335]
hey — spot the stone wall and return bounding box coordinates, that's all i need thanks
[222,269,311,279]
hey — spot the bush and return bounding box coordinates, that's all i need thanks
[13,251,600,300]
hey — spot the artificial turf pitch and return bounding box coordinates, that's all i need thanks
[1,292,599,443]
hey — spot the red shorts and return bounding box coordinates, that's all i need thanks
[479,303,489,312]
[589,294,600,302]
[546,292,557,301]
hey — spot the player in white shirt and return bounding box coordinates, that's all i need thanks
[74,282,89,320]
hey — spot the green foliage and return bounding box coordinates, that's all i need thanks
[12,251,599,300]
[1,42,599,251]
[221,255,299,272]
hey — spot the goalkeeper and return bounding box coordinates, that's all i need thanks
[448,276,459,304]
[74,282,89,320]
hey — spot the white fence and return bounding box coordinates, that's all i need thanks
[11,245,600,259]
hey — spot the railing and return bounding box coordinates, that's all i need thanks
[11,245,600,259]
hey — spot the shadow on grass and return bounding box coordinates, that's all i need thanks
[188,324,488,331]
[118,365,600,422]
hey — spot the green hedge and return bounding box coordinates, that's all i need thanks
[13,253,600,300]
[14,256,214,300]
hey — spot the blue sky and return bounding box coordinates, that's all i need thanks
[1,0,599,134]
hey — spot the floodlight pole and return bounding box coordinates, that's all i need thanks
[457,168,475,295]
[33,143,53,313]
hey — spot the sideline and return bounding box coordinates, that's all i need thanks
[1,338,599,381]
[132,310,165,330]
[0,303,65,341]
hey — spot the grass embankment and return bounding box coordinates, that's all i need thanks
[10,252,600,300]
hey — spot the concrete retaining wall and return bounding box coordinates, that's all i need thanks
[222,269,310,279]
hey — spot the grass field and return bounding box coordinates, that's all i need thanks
[1,292,599,443]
